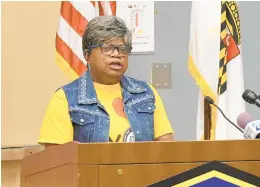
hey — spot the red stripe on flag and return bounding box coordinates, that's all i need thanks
[56,34,87,76]
[60,1,88,37]
[90,1,95,7]
[98,1,104,16]
[110,1,117,16]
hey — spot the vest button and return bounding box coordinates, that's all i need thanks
[136,130,140,135]
[148,107,151,110]
[80,119,84,123]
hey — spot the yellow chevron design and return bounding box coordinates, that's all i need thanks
[172,170,257,187]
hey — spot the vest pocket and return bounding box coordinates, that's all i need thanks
[71,112,96,143]
[133,101,155,140]
[71,112,95,125]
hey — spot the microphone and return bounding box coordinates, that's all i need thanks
[204,96,243,133]
[242,89,260,108]
[237,112,260,139]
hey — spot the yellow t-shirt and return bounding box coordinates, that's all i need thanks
[38,83,173,144]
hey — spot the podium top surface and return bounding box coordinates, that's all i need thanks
[22,140,260,165]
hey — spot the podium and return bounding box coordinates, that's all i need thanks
[21,140,260,187]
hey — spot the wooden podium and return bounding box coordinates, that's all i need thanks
[21,140,260,187]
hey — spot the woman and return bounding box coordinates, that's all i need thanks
[39,16,174,148]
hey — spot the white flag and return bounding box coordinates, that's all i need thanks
[188,1,245,140]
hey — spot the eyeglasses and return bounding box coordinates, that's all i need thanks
[88,43,132,56]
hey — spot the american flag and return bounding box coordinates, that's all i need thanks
[55,1,116,80]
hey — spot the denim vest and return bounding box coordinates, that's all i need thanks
[62,70,156,143]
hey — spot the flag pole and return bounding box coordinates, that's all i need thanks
[204,96,212,140]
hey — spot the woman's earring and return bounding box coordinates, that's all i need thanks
[87,63,91,70]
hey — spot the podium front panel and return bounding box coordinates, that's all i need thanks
[24,164,75,187]
[98,161,260,187]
